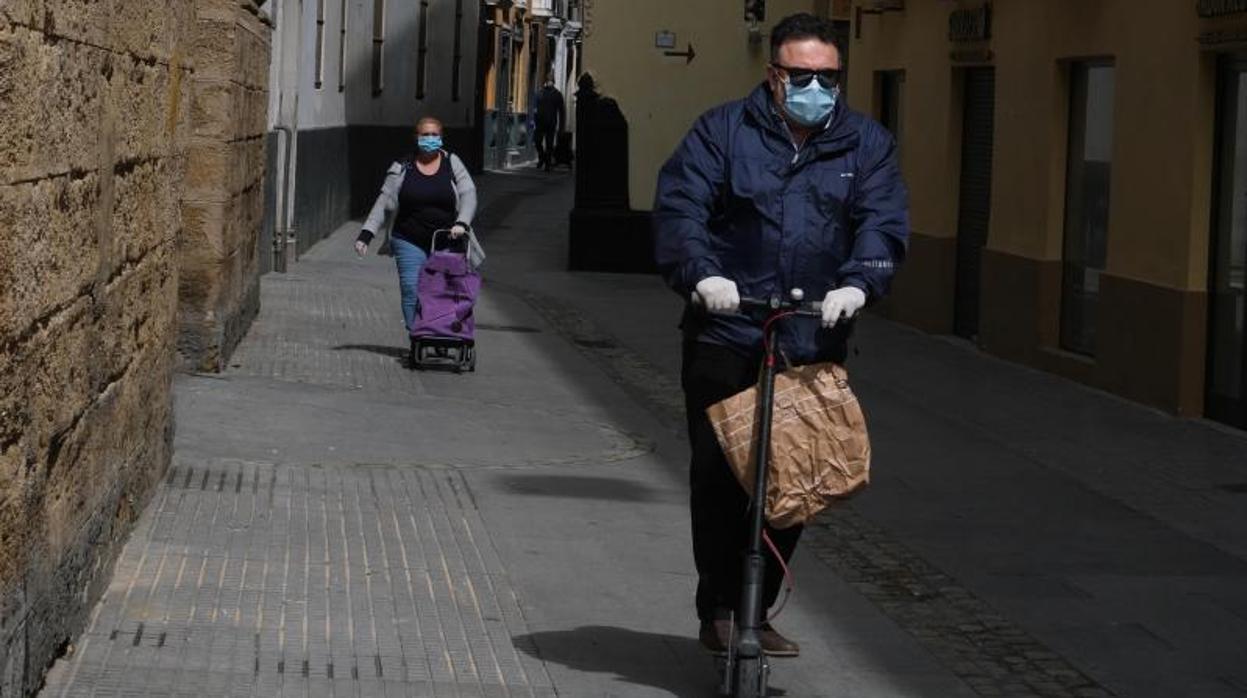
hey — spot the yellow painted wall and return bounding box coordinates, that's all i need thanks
[581,0,825,211]
[848,1,960,242]
[848,0,1215,292]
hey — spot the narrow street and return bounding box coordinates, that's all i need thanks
[39,171,1247,698]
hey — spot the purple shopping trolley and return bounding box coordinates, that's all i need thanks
[409,230,480,372]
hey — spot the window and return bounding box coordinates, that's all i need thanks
[452,0,464,102]
[416,0,429,99]
[337,0,347,91]
[875,70,904,159]
[1060,61,1116,356]
[314,0,326,89]
[371,0,385,95]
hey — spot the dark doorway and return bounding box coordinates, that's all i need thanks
[953,67,996,340]
[1208,55,1247,429]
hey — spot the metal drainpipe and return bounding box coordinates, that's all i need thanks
[272,125,294,273]
[271,0,300,273]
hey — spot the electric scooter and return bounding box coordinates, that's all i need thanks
[712,290,822,698]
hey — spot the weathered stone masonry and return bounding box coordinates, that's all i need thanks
[180,0,270,372]
[0,1,269,694]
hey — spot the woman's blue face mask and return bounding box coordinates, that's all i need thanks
[417,134,443,153]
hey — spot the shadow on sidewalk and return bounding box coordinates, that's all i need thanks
[496,474,665,503]
[515,625,783,697]
[332,343,407,363]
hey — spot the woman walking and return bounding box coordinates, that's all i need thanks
[355,116,477,342]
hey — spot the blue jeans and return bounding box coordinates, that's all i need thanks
[392,237,428,331]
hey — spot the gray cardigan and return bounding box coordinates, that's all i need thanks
[360,152,485,266]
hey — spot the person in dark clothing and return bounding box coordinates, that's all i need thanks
[533,79,565,172]
[653,13,909,657]
[355,116,478,333]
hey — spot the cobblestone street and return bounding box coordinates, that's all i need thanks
[39,171,1247,697]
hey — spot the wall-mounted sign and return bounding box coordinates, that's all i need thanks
[664,43,697,65]
[1199,29,1247,45]
[745,0,766,22]
[1199,0,1247,18]
[949,4,991,42]
[655,30,676,49]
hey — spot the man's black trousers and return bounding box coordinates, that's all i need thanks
[681,340,803,622]
[534,123,557,168]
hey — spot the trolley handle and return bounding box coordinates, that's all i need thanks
[429,227,469,255]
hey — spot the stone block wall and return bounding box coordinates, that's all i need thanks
[179,0,270,372]
[0,1,195,694]
[0,0,270,693]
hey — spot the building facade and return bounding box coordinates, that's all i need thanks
[848,0,1247,426]
[481,0,583,169]
[263,0,484,267]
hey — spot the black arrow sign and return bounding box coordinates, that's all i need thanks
[664,42,696,65]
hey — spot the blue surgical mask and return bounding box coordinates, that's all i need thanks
[781,78,839,128]
[417,135,443,153]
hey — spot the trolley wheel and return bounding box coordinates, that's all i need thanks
[732,656,768,698]
[409,341,421,370]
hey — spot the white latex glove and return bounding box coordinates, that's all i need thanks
[821,286,867,328]
[693,276,740,314]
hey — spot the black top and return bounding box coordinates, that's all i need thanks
[392,156,457,252]
[535,85,565,129]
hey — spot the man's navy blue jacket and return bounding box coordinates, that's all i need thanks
[653,83,909,365]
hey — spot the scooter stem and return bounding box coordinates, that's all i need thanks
[735,313,781,659]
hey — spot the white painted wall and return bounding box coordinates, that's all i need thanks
[267,0,481,131]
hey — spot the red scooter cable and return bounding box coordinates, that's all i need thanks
[763,529,795,622]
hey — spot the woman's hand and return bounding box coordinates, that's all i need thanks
[354,240,368,257]
[449,223,468,239]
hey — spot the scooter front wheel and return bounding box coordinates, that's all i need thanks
[732,655,769,698]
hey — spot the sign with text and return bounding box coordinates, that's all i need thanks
[949,4,991,42]
[655,30,676,49]
[1199,0,1247,18]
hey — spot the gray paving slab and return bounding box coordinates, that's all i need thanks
[50,166,1246,698]
[471,169,1247,697]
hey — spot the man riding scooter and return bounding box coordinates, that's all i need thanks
[652,12,910,656]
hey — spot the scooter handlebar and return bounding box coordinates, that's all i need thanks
[688,290,822,319]
[737,295,822,318]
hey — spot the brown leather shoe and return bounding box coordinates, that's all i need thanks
[759,623,799,657]
[699,619,733,655]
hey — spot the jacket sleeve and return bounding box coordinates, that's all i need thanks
[362,161,404,236]
[652,110,729,297]
[838,125,909,303]
[449,154,478,226]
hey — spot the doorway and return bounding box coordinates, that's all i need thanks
[953,67,996,340]
[1207,55,1247,428]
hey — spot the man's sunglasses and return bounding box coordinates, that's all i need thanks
[771,64,842,89]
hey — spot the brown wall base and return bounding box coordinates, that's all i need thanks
[878,231,956,333]
[974,248,1206,416]
[1098,273,1207,417]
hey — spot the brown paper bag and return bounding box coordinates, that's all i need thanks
[706,362,870,529]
